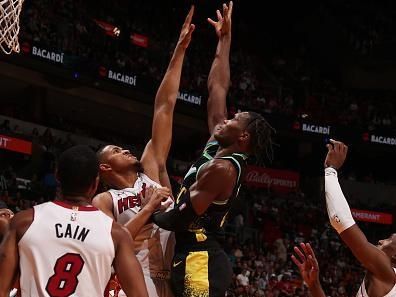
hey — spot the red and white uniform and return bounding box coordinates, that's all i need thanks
[356,269,396,297]
[109,173,175,297]
[18,201,114,297]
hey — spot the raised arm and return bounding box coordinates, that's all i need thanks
[324,139,395,283]
[207,2,233,135]
[112,223,149,297]
[152,159,236,231]
[141,6,195,184]
[0,209,32,297]
[291,243,326,297]
[0,219,18,297]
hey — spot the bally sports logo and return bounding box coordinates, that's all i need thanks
[244,166,299,193]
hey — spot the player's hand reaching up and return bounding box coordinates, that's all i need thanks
[208,1,233,38]
[291,243,320,288]
[177,6,195,50]
[324,139,348,170]
[142,187,171,213]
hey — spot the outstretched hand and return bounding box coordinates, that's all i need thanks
[177,6,195,50]
[324,139,348,169]
[291,243,320,288]
[207,1,233,38]
[142,187,171,213]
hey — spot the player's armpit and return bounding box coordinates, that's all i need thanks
[0,217,20,297]
[92,192,115,220]
[112,223,148,297]
[340,225,395,284]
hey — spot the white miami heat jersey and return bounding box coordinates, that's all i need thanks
[18,201,114,297]
[108,173,175,276]
[356,269,396,297]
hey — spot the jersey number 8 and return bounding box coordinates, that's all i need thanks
[45,253,85,297]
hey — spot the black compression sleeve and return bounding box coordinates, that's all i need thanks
[152,189,198,231]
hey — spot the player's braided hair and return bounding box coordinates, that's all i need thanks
[245,111,276,165]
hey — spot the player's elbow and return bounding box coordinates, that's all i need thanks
[154,96,176,114]
[207,81,229,95]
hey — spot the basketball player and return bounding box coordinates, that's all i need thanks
[292,139,396,297]
[152,2,275,296]
[0,146,148,297]
[92,6,196,297]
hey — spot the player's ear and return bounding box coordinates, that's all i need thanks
[99,163,111,172]
[239,131,250,142]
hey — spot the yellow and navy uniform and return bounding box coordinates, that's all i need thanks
[171,141,248,297]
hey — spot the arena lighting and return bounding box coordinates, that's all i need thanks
[113,27,121,37]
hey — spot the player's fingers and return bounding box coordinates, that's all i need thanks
[330,139,343,153]
[294,246,306,262]
[223,3,228,17]
[308,255,318,271]
[216,9,223,21]
[145,187,154,198]
[228,1,233,16]
[300,242,310,256]
[207,18,217,26]
[157,188,171,197]
[326,143,333,152]
[306,243,319,268]
[162,200,173,210]
[184,5,194,26]
[306,243,315,258]
[188,24,195,36]
[291,255,303,270]
[182,24,194,43]
[343,143,348,154]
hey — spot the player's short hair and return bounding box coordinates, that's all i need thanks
[57,145,99,195]
[246,111,276,164]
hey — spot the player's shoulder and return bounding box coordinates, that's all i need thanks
[207,158,237,172]
[9,208,34,239]
[200,158,237,180]
[11,208,34,228]
[92,191,112,205]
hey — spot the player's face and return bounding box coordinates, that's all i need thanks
[214,112,250,147]
[378,233,396,258]
[99,145,142,173]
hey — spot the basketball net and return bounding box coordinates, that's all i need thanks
[0,0,24,55]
